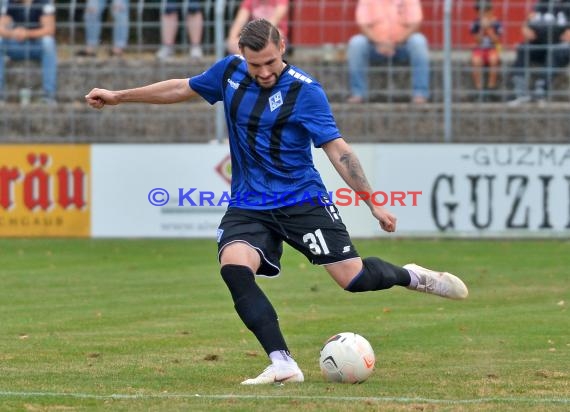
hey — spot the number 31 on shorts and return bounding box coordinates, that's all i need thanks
[302,229,330,255]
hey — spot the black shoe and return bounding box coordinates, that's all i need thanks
[485,87,500,102]
[76,49,97,58]
[470,89,485,102]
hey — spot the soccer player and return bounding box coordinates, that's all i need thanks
[85,19,468,385]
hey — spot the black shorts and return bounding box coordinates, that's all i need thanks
[217,200,360,277]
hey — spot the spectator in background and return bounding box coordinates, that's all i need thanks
[76,0,129,57]
[346,0,430,104]
[155,0,203,61]
[0,0,58,105]
[226,0,289,55]
[470,1,502,101]
[508,0,570,106]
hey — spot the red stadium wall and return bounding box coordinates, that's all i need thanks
[290,0,534,50]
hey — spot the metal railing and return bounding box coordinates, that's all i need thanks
[1,0,569,143]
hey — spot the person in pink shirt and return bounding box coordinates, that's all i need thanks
[226,0,289,55]
[346,0,430,104]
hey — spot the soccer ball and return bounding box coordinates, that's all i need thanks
[319,332,375,383]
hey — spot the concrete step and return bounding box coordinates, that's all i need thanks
[5,53,570,104]
[2,53,570,142]
[2,100,570,143]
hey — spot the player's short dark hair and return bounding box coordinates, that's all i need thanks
[238,19,281,52]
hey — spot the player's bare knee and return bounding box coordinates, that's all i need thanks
[219,241,260,269]
[325,259,363,289]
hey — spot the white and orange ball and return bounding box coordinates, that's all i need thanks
[319,332,376,383]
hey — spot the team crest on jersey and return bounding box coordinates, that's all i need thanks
[269,91,283,112]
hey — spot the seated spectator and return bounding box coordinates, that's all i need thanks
[226,0,289,55]
[155,0,203,61]
[76,0,129,58]
[0,0,57,105]
[346,0,430,104]
[470,1,502,101]
[508,0,570,106]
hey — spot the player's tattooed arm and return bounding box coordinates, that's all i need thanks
[323,138,397,232]
[338,151,374,194]
[323,138,374,198]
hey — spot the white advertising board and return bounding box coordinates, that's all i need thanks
[315,144,570,237]
[91,144,231,237]
[91,144,570,238]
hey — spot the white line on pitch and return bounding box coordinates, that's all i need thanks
[0,391,568,405]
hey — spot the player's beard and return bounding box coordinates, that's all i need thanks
[255,73,278,89]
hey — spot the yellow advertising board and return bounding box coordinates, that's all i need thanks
[0,145,90,237]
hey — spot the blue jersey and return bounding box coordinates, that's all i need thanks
[1,0,55,29]
[189,55,341,210]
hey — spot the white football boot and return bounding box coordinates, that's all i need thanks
[241,363,304,385]
[404,263,469,300]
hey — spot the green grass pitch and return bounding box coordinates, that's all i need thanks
[0,238,568,411]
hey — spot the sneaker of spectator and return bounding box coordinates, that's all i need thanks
[190,45,203,62]
[39,96,58,107]
[156,45,175,61]
[507,95,532,107]
[533,79,547,103]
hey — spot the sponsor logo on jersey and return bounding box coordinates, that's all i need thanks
[227,78,240,90]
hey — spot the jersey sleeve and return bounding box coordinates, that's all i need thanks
[296,83,341,148]
[189,57,233,105]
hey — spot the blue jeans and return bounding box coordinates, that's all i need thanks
[84,0,130,49]
[0,36,58,99]
[347,33,430,100]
